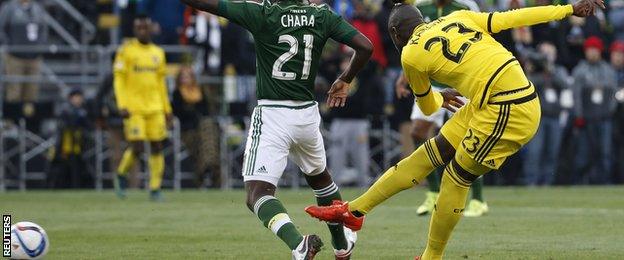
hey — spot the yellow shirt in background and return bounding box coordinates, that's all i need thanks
[113,39,171,114]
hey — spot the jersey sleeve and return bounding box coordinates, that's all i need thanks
[113,46,129,110]
[327,11,358,44]
[216,0,264,33]
[402,55,443,115]
[462,5,573,34]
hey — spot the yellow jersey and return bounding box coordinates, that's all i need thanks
[113,39,171,114]
[402,5,573,114]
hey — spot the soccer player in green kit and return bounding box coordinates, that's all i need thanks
[181,0,373,259]
[395,0,488,217]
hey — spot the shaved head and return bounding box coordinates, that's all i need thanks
[388,2,424,52]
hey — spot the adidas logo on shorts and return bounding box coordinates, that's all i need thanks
[485,159,496,168]
[257,166,268,174]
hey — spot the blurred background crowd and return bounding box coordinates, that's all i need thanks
[0,0,623,190]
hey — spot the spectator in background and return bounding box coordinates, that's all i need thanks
[610,41,624,182]
[139,0,186,44]
[522,42,570,186]
[609,0,624,41]
[222,19,257,109]
[378,0,414,162]
[0,0,48,104]
[328,2,386,187]
[571,37,618,184]
[560,12,607,70]
[48,88,91,188]
[612,41,624,84]
[329,55,380,187]
[351,0,387,70]
[333,0,355,21]
[172,66,221,188]
[377,0,401,106]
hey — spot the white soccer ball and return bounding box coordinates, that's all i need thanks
[10,222,49,260]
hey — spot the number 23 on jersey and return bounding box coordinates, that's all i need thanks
[424,22,482,63]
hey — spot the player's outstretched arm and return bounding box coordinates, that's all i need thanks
[327,33,373,108]
[469,0,604,34]
[180,0,219,14]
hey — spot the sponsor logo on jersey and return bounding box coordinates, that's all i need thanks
[133,65,159,73]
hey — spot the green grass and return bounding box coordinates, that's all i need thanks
[2,187,624,259]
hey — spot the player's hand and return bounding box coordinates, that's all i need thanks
[440,88,465,113]
[327,79,351,108]
[119,109,130,119]
[395,73,411,99]
[573,0,605,17]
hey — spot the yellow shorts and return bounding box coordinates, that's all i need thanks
[440,96,541,171]
[123,113,167,142]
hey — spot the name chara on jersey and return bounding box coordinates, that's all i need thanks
[281,10,315,27]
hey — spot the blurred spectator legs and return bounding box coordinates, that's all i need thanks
[329,119,370,187]
[180,117,221,188]
[614,102,624,183]
[574,121,613,184]
[181,128,204,187]
[382,67,401,105]
[3,54,41,103]
[48,154,89,189]
[523,116,562,186]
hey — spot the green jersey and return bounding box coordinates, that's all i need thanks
[415,0,480,22]
[217,0,358,101]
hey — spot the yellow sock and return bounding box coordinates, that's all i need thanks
[349,139,443,214]
[117,149,136,176]
[422,165,470,260]
[149,153,164,190]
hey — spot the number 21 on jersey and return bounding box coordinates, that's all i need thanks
[272,34,313,81]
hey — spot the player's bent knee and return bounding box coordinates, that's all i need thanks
[304,168,333,190]
[434,134,455,164]
[444,159,479,188]
[244,181,277,212]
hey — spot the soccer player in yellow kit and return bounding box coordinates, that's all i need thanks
[113,15,171,201]
[306,0,604,258]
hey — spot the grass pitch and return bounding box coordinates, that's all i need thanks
[2,186,624,259]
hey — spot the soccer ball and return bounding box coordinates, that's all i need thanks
[10,222,49,259]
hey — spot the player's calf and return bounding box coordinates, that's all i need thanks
[245,181,310,253]
[422,158,484,259]
[305,170,352,257]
